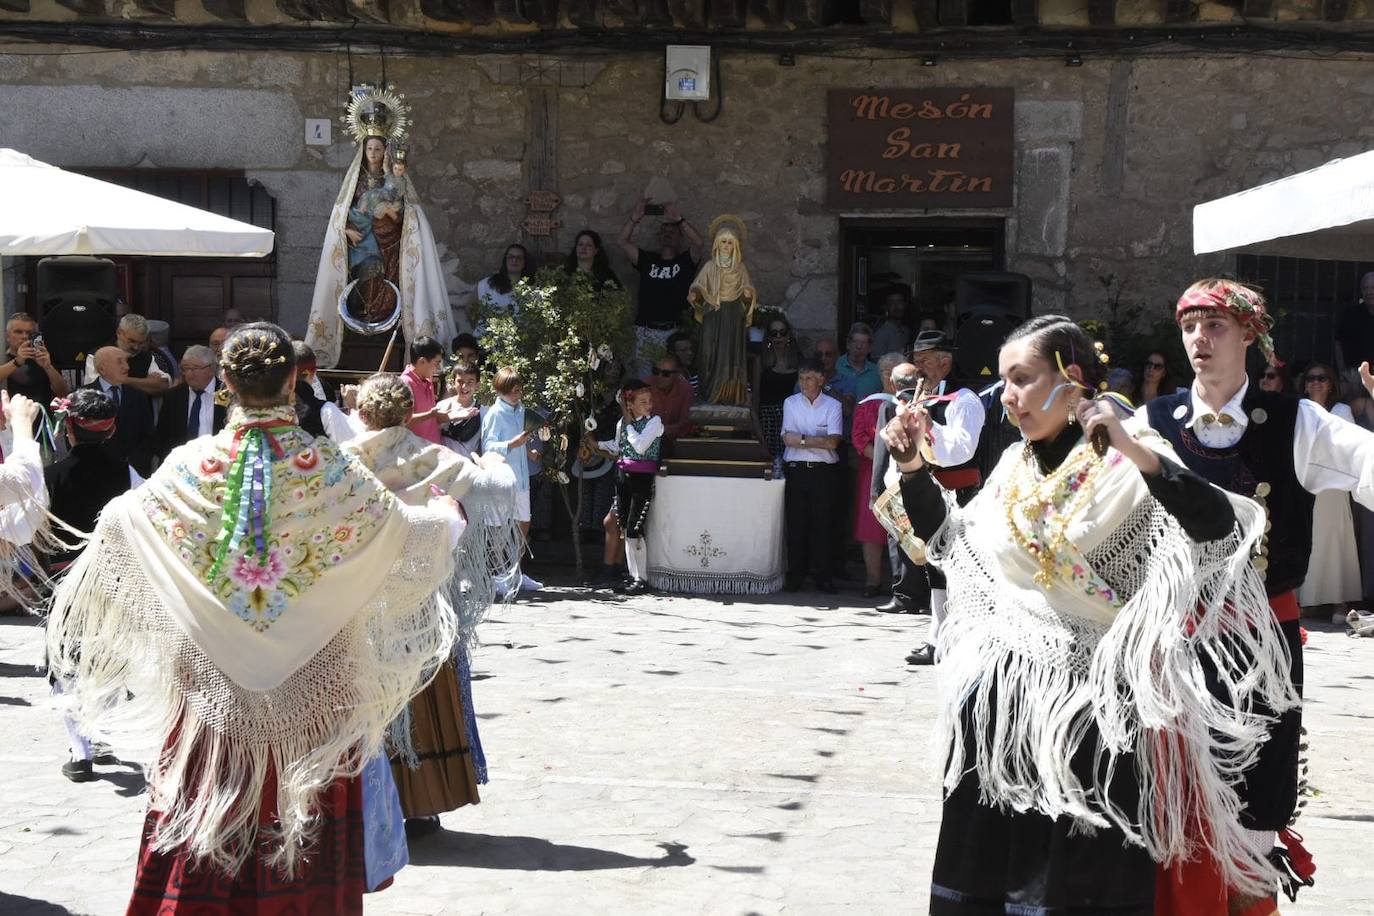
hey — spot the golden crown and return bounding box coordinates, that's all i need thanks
[344,84,411,145]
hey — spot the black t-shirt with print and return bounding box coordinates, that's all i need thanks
[635,247,696,328]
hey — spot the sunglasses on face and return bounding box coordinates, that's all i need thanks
[1145,361,1165,370]
[768,328,788,337]
[1306,375,1330,383]
[1261,371,1280,380]
[651,368,676,377]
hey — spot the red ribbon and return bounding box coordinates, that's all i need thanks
[227,422,290,461]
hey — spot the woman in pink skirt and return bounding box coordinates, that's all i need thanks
[852,354,903,598]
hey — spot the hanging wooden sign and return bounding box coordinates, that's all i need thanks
[522,214,562,236]
[826,88,1014,209]
[526,190,561,212]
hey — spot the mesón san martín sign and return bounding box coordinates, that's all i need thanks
[826,88,1014,209]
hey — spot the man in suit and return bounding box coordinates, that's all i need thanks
[872,362,931,615]
[155,345,226,461]
[85,346,156,478]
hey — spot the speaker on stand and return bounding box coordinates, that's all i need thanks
[35,256,118,370]
[951,271,1031,484]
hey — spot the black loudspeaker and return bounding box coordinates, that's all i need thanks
[953,272,1032,381]
[35,256,117,368]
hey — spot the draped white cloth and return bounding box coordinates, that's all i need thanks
[305,146,457,368]
[647,476,785,594]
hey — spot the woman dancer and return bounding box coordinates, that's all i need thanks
[881,315,1297,914]
[339,373,518,836]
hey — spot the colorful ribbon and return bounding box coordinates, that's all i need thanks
[207,422,291,581]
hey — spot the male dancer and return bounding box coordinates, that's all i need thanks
[1142,278,1374,912]
[904,330,986,666]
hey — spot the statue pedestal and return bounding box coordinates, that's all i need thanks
[661,404,772,479]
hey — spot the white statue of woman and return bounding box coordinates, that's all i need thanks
[306,85,457,369]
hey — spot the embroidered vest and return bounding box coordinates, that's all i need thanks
[618,416,661,463]
[1145,389,1314,597]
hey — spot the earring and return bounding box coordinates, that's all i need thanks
[1066,398,1079,425]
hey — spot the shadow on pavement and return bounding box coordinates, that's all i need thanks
[0,891,80,915]
[409,835,694,871]
[93,766,147,798]
[0,660,41,677]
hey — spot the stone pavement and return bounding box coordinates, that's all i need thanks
[1,582,1372,915]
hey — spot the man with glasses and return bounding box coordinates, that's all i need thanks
[665,331,700,399]
[83,314,171,398]
[903,329,987,665]
[0,311,69,410]
[646,353,694,442]
[154,345,226,461]
[781,359,844,593]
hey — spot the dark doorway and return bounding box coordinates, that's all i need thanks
[838,218,1005,338]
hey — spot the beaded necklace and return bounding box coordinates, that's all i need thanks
[1002,438,1104,588]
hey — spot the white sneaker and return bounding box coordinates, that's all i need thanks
[519,573,543,593]
[1348,609,1374,637]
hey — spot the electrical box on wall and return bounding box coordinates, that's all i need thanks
[665,46,712,101]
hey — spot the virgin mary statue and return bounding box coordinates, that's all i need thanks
[306,84,456,369]
[689,215,757,405]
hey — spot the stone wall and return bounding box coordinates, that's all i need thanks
[1,44,1369,344]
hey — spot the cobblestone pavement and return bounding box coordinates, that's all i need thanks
[1,583,1372,915]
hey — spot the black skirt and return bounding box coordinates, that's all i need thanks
[930,689,1156,915]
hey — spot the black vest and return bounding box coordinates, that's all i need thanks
[1145,388,1314,597]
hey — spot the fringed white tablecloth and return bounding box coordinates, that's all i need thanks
[647,475,785,595]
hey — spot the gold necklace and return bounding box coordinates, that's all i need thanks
[1002,440,1104,588]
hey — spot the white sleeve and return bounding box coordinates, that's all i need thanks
[321,401,365,443]
[826,398,844,436]
[83,355,98,386]
[780,397,802,436]
[0,438,48,546]
[622,416,664,454]
[146,365,171,383]
[1293,397,1374,507]
[426,496,468,548]
[927,389,986,467]
[128,465,145,489]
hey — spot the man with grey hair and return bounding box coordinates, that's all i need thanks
[836,321,881,401]
[872,360,931,615]
[83,313,171,397]
[155,344,225,460]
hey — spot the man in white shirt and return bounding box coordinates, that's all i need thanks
[82,314,171,398]
[1140,277,1374,910]
[780,359,844,593]
[905,330,987,665]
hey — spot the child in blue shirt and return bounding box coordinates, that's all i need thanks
[481,366,542,594]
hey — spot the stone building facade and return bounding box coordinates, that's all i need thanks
[1,24,1370,354]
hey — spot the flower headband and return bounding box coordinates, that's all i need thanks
[1176,281,1280,367]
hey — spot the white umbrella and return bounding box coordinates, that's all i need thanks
[0,149,275,258]
[1193,149,1374,261]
